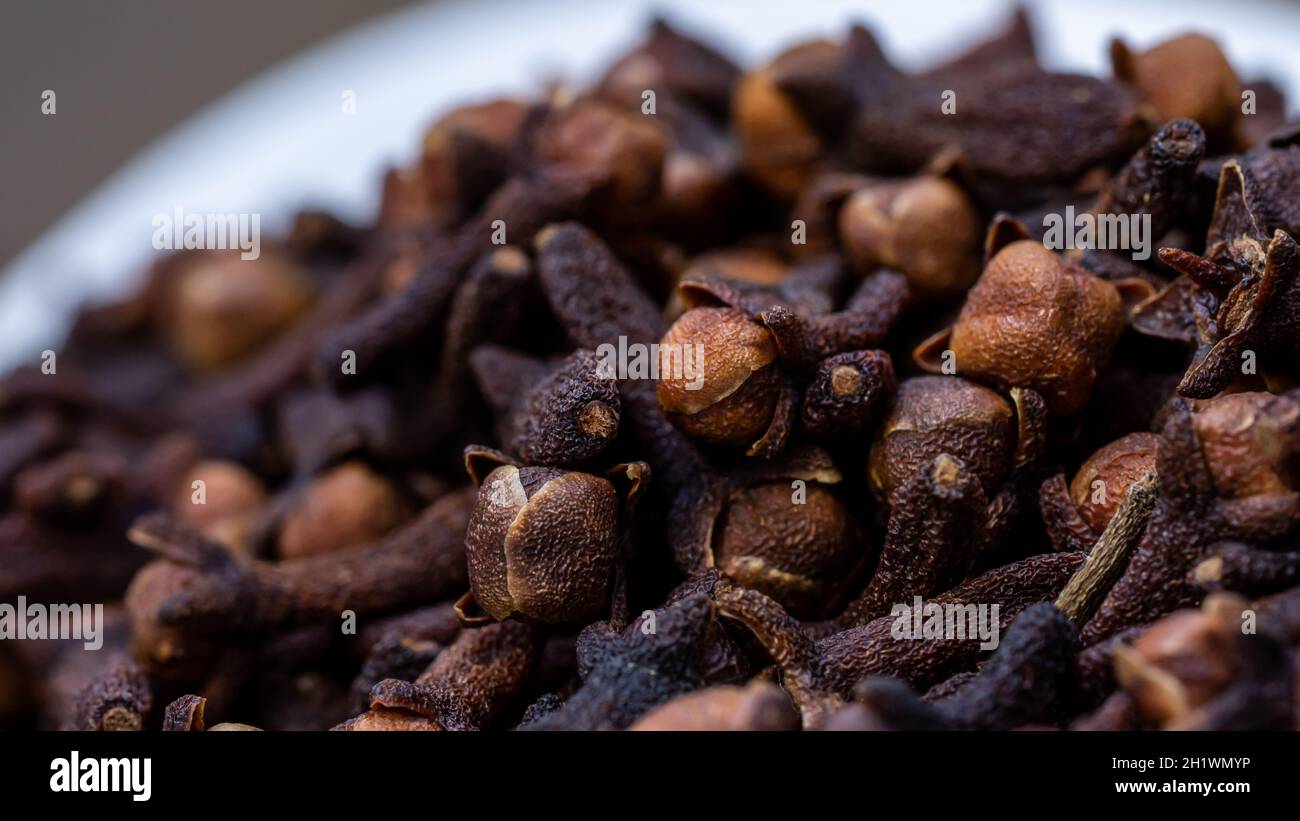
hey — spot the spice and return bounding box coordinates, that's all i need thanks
[828,473,1155,730]
[836,454,984,625]
[7,8,1300,733]
[69,656,153,732]
[868,376,1013,502]
[1078,395,1300,643]
[494,350,622,466]
[276,461,408,559]
[629,680,799,731]
[418,99,529,227]
[1038,432,1159,552]
[124,489,472,666]
[353,619,538,730]
[460,446,648,623]
[838,175,982,301]
[161,694,206,731]
[1191,542,1300,596]
[914,233,1131,416]
[1114,593,1295,729]
[669,447,864,619]
[521,593,716,730]
[349,602,462,712]
[658,260,906,457]
[845,602,1081,731]
[1110,35,1240,149]
[159,250,314,372]
[714,551,1088,726]
[1136,156,1300,397]
[171,459,266,557]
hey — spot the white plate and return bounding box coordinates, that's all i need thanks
[3,0,1297,370]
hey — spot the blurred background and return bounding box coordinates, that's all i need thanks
[3,0,1298,367]
[0,0,416,267]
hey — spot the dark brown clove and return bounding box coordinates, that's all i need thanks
[126,489,472,645]
[460,446,648,624]
[629,680,799,731]
[522,593,716,730]
[357,619,539,731]
[69,655,153,731]
[1192,541,1300,597]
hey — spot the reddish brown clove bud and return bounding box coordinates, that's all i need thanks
[839,176,982,301]
[173,459,266,557]
[1192,391,1300,499]
[657,307,781,447]
[916,241,1128,415]
[732,42,837,198]
[629,681,799,730]
[159,250,313,371]
[1069,433,1161,533]
[462,448,648,623]
[278,461,408,560]
[868,375,1014,503]
[1111,33,1240,148]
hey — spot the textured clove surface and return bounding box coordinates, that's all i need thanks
[5,9,1300,735]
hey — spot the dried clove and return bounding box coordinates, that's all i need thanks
[275,461,409,560]
[838,174,983,301]
[69,656,153,732]
[1191,541,1300,597]
[459,446,648,624]
[353,619,539,731]
[1110,34,1241,150]
[349,602,463,712]
[670,447,865,619]
[1114,593,1295,730]
[915,229,1142,416]
[836,454,984,626]
[834,474,1155,730]
[493,350,622,466]
[1079,394,1300,643]
[8,9,1300,736]
[521,593,716,730]
[125,489,472,659]
[713,551,1087,726]
[629,680,799,731]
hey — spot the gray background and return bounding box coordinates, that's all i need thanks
[0,0,415,270]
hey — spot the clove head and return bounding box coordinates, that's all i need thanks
[713,480,864,619]
[1192,391,1300,500]
[1111,33,1240,148]
[657,306,781,446]
[629,681,799,730]
[173,459,266,557]
[160,250,313,371]
[1069,432,1160,533]
[278,461,407,560]
[930,240,1126,415]
[465,463,622,623]
[1113,606,1235,727]
[419,98,528,222]
[731,42,835,198]
[667,248,788,320]
[124,560,222,682]
[537,98,668,209]
[838,176,982,302]
[868,375,1014,503]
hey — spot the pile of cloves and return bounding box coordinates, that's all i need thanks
[3,8,1299,732]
